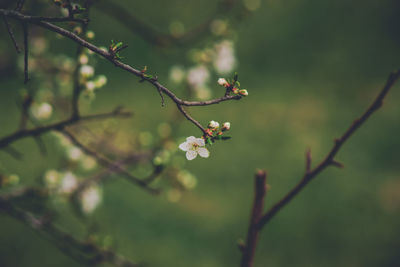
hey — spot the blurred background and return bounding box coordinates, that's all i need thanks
[0,0,400,266]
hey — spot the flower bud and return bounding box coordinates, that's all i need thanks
[217,78,228,87]
[232,88,239,94]
[239,89,248,96]
[222,122,230,131]
[208,120,219,129]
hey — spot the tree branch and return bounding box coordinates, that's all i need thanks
[0,8,243,136]
[240,170,267,267]
[0,107,132,150]
[257,69,400,230]
[60,130,160,195]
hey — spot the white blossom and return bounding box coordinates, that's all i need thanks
[213,40,236,74]
[95,75,107,88]
[80,185,102,214]
[217,78,228,87]
[85,81,96,92]
[222,122,231,130]
[179,136,209,160]
[208,120,220,129]
[31,102,53,120]
[187,65,210,88]
[59,172,78,194]
[80,65,94,78]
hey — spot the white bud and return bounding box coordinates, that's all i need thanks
[222,122,231,130]
[217,78,228,86]
[208,120,219,129]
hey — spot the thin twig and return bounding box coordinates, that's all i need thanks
[60,130,160,194]
[0,108,132,150]
[2,15,21,53]
[0,195,139,267]
[22,21,28,83]
[257,70,400,230]
[240,170,267,267]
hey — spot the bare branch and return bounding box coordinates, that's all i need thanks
[2,15,21,52]
[240,170,267,267]
[60,130,160,195]
[0,194,139,267]
[257,70,400,230]
[0,108,132,150]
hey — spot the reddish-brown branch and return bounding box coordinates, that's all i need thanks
[240,170,267,267]
[257,69,400,230]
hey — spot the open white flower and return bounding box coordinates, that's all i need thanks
[179,136,209,160]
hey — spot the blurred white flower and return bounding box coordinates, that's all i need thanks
[85,81,96,92]
[95,75,107,88]
[59,172,78,194]
[68,146,83,161]
[44,170,60,189]
[187,65,210,88]
[179,136,209,160]
[80,185,102,214]
[30,102,53,120]
[79,54,89,65]
[213,40,236,74]
[169,66,186,84]
[80,65,94,78]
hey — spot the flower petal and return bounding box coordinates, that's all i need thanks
[186,136,196,142]
[186,150,197,160]
[197,147,209,158]
[179,141,190,151]
[195,138,205,146]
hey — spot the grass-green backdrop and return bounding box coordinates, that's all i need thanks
[0,0,399,266]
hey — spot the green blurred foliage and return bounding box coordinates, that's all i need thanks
[0,0,400,266]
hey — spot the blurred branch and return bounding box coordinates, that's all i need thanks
[240,170,267,267]
[0,193,139,267]
[239,70,400,266]
[0,107,133,150]
[61,130,160,194]
[0,8,243,137]
[2,15,21,52]
[94,0,238,47]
